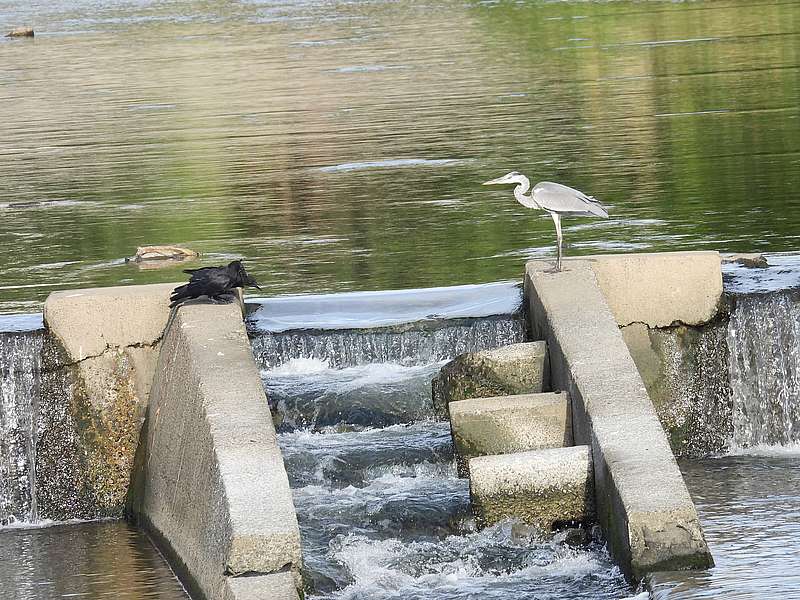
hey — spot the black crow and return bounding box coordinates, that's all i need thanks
[170,260,262,308]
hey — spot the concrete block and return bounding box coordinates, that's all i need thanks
[129,301,302,600]
[224,572,299,600]
[564,251,722,327]
[449,392,572,476]
[432,342,549,417]
[469,445,594,530]
[44,283,175,361]
[525,258,714,580]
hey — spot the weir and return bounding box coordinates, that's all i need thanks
[525,252,719,579]
[3,252,800,598]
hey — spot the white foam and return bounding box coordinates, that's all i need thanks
[323,521,620,599]
[264,360,443,395]
[727,442,800,457]
[318,158,463,173]
[266,357,331,376]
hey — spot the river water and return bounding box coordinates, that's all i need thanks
[3,0,800,312]
[2,0,800,598]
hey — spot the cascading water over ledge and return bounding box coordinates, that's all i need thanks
[0,312,119,526]
[0,316,44,525]
[727,291,800,449]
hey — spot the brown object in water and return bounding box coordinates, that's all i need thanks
[6,27,34,38]
[126,245,199,266]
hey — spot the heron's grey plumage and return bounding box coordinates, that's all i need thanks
[483,171,609,271]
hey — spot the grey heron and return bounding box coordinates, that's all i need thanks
[484,172,609,271]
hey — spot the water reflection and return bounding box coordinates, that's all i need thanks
[2,0,800,313]
[0,520,188,600]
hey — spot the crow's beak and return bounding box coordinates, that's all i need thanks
[483,176,508,185]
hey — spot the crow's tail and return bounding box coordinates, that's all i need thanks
[170,284,190,309]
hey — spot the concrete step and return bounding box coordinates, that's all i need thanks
[449,391,572,477]
[431,341,549,418]
[469,445,594,530]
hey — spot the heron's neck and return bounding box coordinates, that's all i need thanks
[513,177,539,209]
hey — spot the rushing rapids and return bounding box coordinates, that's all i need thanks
[249,284,631,599]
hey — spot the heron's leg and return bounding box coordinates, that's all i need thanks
[551,212,563,271]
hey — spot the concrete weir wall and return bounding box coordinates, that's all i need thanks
[44,283,302,600]
[44,284,175,516]
[128,300,302,600]
[524,252,719,580]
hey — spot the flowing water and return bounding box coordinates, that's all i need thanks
[3,0,800,313]
[252,284,633,599]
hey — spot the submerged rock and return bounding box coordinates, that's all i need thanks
[6,27,34,38]
[431,341,549,417]
[126,245,198,265]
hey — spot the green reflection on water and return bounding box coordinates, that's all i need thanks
[1,0,799,312]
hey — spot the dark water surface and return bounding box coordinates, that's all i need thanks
[0,520,189,599]
[3,0,800,312]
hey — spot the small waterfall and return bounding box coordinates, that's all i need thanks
[250,316,526,370]
[249,283,527,432]
[0,323,44,525]
[727,291,800,448]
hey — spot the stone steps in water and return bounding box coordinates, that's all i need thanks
[449,391,572,477]
[436,340,588,529]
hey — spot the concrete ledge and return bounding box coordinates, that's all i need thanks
[449,392,571,476]
[568,251,722,327]
[224,572,299,600]
[432,342,549,417]
[525,258,713,580]
[44,283,175,361]
[129,301,302,600]
[469,445,593,530]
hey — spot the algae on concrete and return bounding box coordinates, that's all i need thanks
[622,321,733,457]
[432,342,549,417]
[40,283,174,518]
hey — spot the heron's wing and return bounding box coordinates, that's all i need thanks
[533,182,609,218]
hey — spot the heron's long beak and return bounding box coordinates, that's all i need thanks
[483,176,508,185]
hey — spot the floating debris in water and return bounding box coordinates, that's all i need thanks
[125,245,198,268]
[5,27,34,38]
